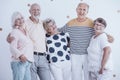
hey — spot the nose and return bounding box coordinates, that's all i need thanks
[80,10,84,13]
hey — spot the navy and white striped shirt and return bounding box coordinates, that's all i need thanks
[59,18,94,55]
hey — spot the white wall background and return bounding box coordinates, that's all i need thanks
[0,0,120,80]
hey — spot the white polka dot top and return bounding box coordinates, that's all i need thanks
[46,32,70,63]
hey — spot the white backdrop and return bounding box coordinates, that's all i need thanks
[0,0,120,80]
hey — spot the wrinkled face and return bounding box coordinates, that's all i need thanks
[14,15,24,28]
[30,4,41,18]
[46,22,56,33]
[76,4,88,19]
[94,21,105,33]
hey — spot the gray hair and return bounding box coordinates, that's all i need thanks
[30,3,40,10]
[43,18,56,30]
[11,12,22,28]
[77,2,89,10]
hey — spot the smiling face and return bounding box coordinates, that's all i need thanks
[29,3,41,19]
[94,18,107,34]
[12,12,24,29]
[46,22,57,34]
[43,19,57,34]
[14,15,24,28]
[94,21,105,33]
[76,3,89,19]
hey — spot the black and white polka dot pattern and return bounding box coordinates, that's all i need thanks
[46,32,70,63]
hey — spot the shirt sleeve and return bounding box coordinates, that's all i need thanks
[10,30,22,59]
[66,32,70,43]
[58,24,68,33]
[100,33,110,49]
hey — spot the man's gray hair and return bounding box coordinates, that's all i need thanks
[77,2,89,9]
[30,3,40,10]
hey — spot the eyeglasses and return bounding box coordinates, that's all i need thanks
[94,23,105,27]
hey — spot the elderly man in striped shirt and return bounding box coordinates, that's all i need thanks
[59,2,94,80]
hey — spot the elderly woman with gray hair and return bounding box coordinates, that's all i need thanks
[43,18,71,80]
[9,12,34,80]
